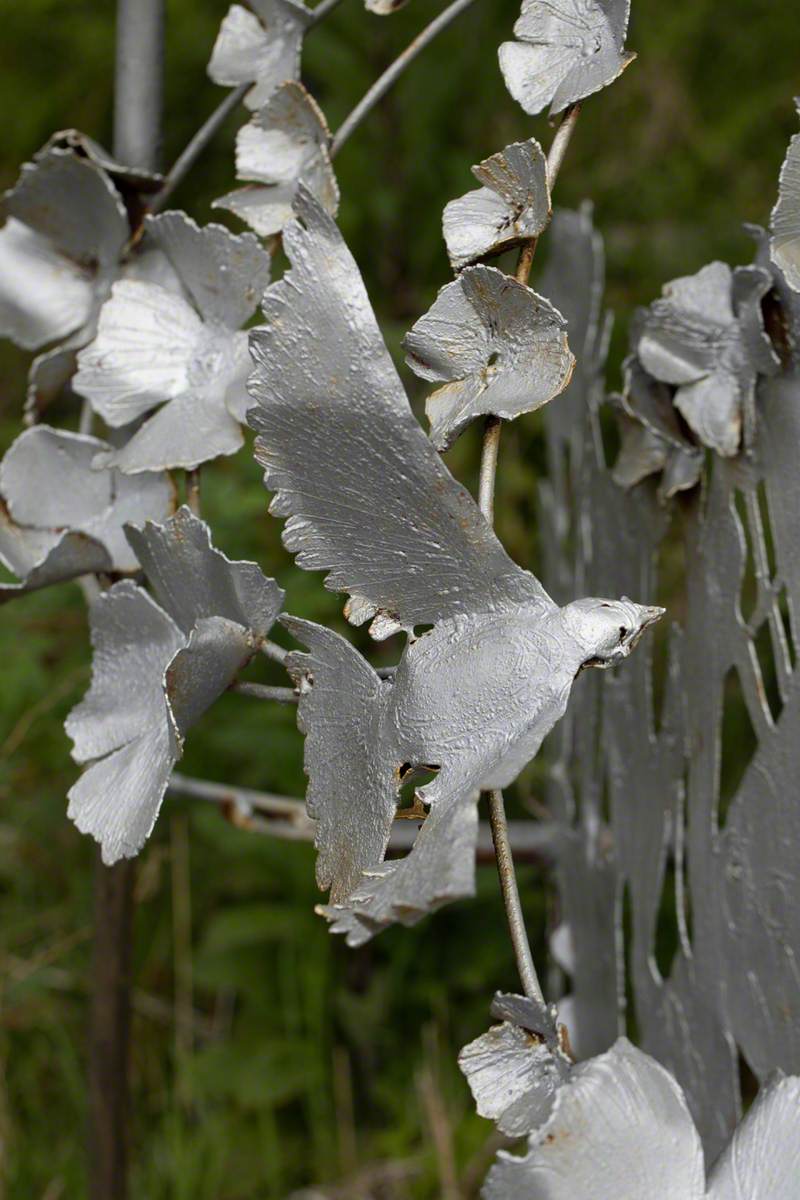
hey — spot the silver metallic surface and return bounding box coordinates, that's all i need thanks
[207,0,311,111]
[771,106,800,292]
[0,426,173,601]
[483,1038,800,1199]
[459,993,570,1137]
[636,261,778,456]
[499,0,635,117]
[403,265,574,450]
[534,203,800,1164]
[214,80,338,237]
[248,190,660,942]
[65,508,283,862]
[74,212,271,473]
[442,139,551,271]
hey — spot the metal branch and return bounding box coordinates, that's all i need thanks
[90,11,165,1197]
[230,681,298,703]
[487,790,545,1002]
[331,0,480,158]
[310,0,345,23]
[168,772,557,862]
[148,82,248,214]
[477,102,584,1005]
[515,103,582,287]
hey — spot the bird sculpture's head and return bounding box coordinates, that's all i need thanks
[563,596,665,670]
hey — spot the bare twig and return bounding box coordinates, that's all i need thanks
[167,770,557,859]
[331,0,480,158]
[230,681,298,704]
[185,468,201,516]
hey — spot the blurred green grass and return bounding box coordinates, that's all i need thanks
[0,1,797,1195]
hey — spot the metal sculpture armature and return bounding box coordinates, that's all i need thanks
[3,0,800,1194]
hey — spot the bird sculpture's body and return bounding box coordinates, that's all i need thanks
[248,188,662,938]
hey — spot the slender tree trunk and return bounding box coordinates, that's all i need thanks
[88,6,164,1198]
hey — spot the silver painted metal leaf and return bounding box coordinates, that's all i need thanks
[74,214,270,472]
[482,1039,705,1200]
[459,993,570,1136]
[770,109,800,293]
[443,139,550,271]
[403,265,574,451]
[214,80,338,238]
[124,505,284,639]
[248,187,553,634]
[499,0,635,117]
[65,581,185,863]
[636,261,779,456]
[66,509,283,863]
[38,129,164,194]
[707,1074,800,1199]
[613,359,704,500]
[0,218,94,351]
[147,211,272,330]
[0,426,173,601]
[207,0,311,111]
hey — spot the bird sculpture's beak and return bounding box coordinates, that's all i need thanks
[630,603,666,646]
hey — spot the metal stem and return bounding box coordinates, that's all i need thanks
[514,103,582,287]
[310,0,345,23]
[331,0,480,158]
[486,791,545,1002]
[477,104,584,1004]
[89,8,165,1199]
[148,82,248,215]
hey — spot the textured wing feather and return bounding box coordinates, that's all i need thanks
[247,188,550,633]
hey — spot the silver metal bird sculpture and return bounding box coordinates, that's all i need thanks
[247,188,663,942]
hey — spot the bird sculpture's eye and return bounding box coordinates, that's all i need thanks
[618,627,627,643]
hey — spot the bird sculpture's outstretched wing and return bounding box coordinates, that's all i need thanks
[248,188,553,637]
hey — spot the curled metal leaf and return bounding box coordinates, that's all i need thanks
[124,504,284,639]
[636,261,779,456]
[0,141,176,417]
[0,148,127,356]
[499,0,635,117]
[38,129,164,194]
[443,139,551,271]
[612,358,704,500]
[459,993,570,1137]
[483,1039,705,1199]
[207,0,311,111]
[74,213,271,473]
[365,0,410,11]
[65,508,283,863]
[214,80,338,238]
[403,264,574,450]
[0,426,173,602]
[706,1074,800,1198]
[771,107,800,293]
[66,581,185,864]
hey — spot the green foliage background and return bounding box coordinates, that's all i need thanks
[0,1,796,1195]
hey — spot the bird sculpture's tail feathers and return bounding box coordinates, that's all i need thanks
[281,616,398,904]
